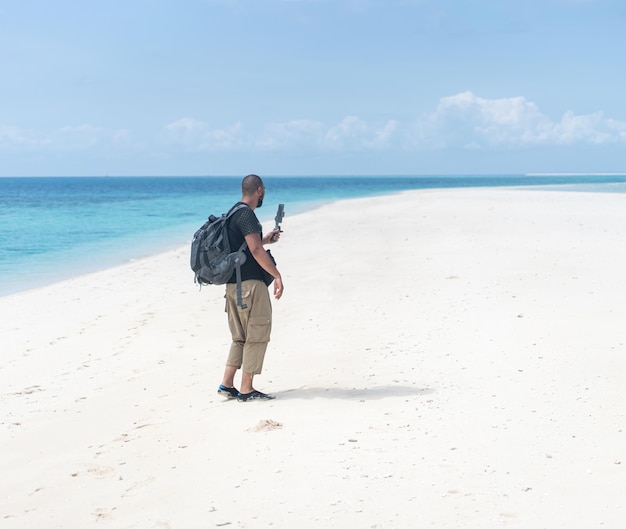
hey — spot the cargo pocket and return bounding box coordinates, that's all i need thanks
[247,316,271,343]
[226,287,251,312]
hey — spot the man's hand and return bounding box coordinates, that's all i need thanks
[245,232,284,299]
[263,229,282,244]
[273,275,284,300]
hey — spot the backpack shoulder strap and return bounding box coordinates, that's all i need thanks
[225,202,249,219]
[225,202,251,309]
[225,203,250,252]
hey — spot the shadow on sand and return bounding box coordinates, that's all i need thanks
[273,385,434,401]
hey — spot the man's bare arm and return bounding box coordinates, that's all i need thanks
[245,232,284,299]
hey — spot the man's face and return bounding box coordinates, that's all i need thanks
[257,186,265,208]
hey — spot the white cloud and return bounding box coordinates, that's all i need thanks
[197,123,245,150]
[257,119,327,150]
[323,116,399,150]
[0,125,50,149]
[58,124,132,148]
[3,93,626,159]
[255,116,399,151]
[371,120,399,147]
[164,118,245,150]
[324,116,372,150]
[414,91,626,150]
[154,101,626,154]
[1,123,133,154]
[164,118,209,135]
[163,115,398,152]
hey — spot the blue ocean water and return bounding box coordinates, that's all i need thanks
[2,174,626,297]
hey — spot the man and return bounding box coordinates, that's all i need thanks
[217,174,284,402]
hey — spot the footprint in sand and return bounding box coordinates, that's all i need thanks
[86,466,116,479]
[93,508,114,520]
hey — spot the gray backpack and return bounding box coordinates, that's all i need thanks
[190,203,249,308]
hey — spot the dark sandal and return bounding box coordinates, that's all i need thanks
[217,385,239,399]
[237,390,275,402]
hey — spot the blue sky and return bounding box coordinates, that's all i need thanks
[1,0,625,176]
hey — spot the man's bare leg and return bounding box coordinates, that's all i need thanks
[240,371,254,394]
[221,365,238,389]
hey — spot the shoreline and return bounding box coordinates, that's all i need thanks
[2,186,625,528]
[0,196,328,300]
[4,177,626,299]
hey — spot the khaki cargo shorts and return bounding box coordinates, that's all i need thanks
[225,280,272,374]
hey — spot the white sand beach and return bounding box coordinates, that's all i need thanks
[1,187,625,529]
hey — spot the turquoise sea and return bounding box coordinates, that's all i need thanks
[2,174,626,297]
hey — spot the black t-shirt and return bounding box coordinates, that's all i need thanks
[226,202,265,283]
